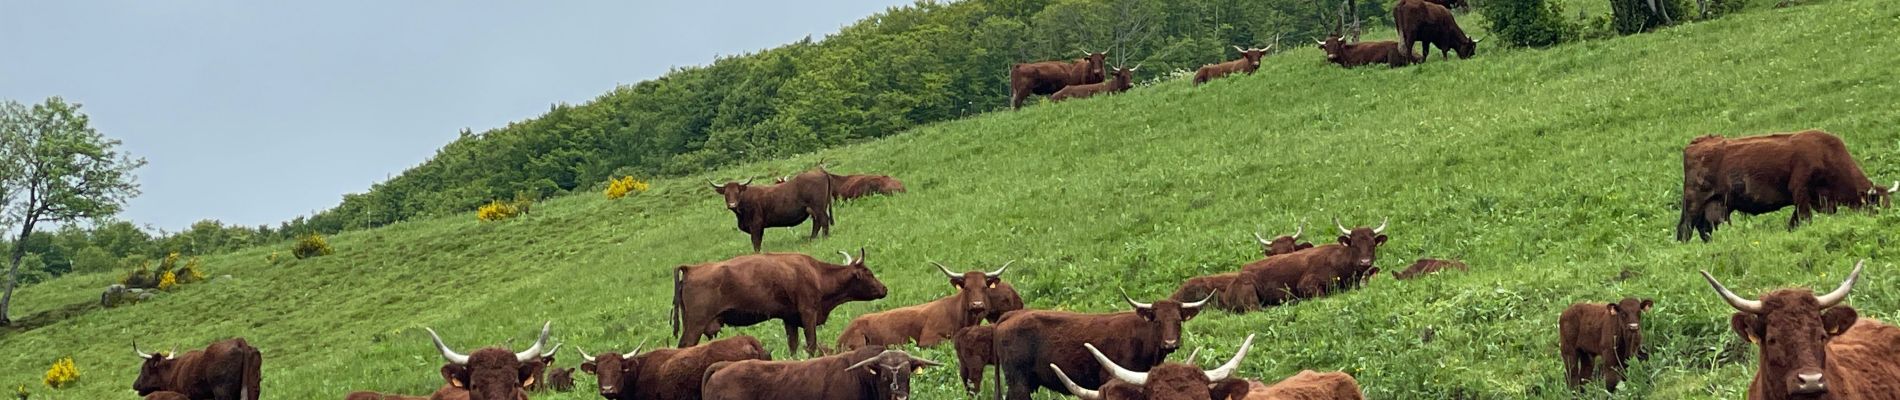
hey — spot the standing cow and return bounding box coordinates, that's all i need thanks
[1193,46,1270,86]
[1558,297,1653,392]
[1052,66,1137,102]
[578,335,770,400]
[1702,261,1900,399]
[1677,130,1895,242]
[1048,335,1255,400]
[994,291,1213,400]
[672,250,888,357]
[425,322,553,400]
[700,347,941,400]
[1009,52,1109,110]
[711,167,836,253]
[837,261,1013,350]
[133,338,262,400]
[1394,0,1479,61]
[1317,36,1417,68]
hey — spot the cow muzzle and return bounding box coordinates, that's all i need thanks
[600,385,620,396]
[1790,371,1827,395]
[726,202,739,209]
[1358,258,1375,268]
[1162,338,1180,349]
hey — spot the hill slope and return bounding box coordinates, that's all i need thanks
[4,0,1899,398]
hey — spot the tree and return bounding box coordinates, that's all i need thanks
[0,97,145,326]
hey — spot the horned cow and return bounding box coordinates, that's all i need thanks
[1394,0,1479,61]
[1676,130,1894,242]
[578,335,771,400]
[837,261,1013,350]
[1224,218,1389,310]
[1009,52,1109,109]
[993,291,1212,399]
[711,167,837,253]
[132,338,262,400]
[700,347,941,400]
[1053,66,1137,102]
[1171,223,1313,305]
[1048,334,1256,400]
[424,322,554,400]
[672,250,888,357]
[1703,260,1900,399]
[1317,37,1417,68]
[1194,46,1270,86]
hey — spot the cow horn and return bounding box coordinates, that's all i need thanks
[742,177,755,186]
[134,342,151,359]
[933,261,960,279]
[1314,38,1326,46]
[513,321,552,363]
[426,327,472,365]
[1263,43,1277,53]
[709,180,720,190]
[1121,288,1153,310]
[1815,260,1865,308]
[1086,343,1149,385]
[1049,364,1102,399]
[986,260,1014,278]
[1373,217,1388,234]
[1183,291,1216,309]
[542,343,562,358]
[845,350,897,371]
[1334,217,1351,236]
[839,251,855,265]
[1292,220,1305,240]
[1889,180,1897,193]
[1254,231,1272,246]
[166,347,176,360]
[1203,334,1255,382]
[625,340,647,358]
[1234,45,1246,53]
[1184,348,1203,364]
[1698,270,1764,314]
[575,346,597,363]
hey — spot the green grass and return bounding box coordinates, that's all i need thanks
[6,0,1900,398]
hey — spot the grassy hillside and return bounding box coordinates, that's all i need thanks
[5,0,1899,398]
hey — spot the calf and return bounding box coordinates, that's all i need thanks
[1392,258,1466,280]
[1052,66,1137,102]
[837,261,1013,350]
[1317,37,1417,68]
[1193,46,1270,86]
[1677,130,1894,242]
[994,291,1212,400]
[1558,298,1653,392]
[711,167,837,252]
[672,250,888,357]
[1703,260,1900,399]
[133,338,263,400]
[523,343,561,392]
[545,366,574,392]
[425,322,553,400]
[1009,52,1109,109]
[579,335,771,400]
[1047,334,1255,400]
[1394,0,1478,61]
[954,325,999,396]
[985,279,1026,323]
[1240,371,1365,400]
[701,347,941,400]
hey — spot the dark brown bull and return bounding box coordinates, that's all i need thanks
[1240,371,1366,400]
[1676,130,1895,242]
[425,322,552,400]
[672,250,888,357]
[1053,66,1137,102]
[1009,52,1109,109]
[1171,224,1313,305]
[578,335,771,400]
[1394,0,1478,61]
[1048,335,1254,400]
[837,261,1013,350]
[1391,258,1466,280]
[994,291,1212,400]
[1224,219,1389,310]
[1316,37,1417,68]
[1558,298,1653,392]
[1193,46,1270,86]
[1704,260,1900,399]
[700,347,942,400]
[711,167,836,253]
[132,338,262,400]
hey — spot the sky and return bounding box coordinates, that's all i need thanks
[0,0,917,232]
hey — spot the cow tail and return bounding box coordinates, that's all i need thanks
[822,164,837,221]
[671,266,687,339]
[243,345,263,400]
[991,329,1004,400]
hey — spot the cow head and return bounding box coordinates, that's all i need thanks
[845,349,943,400]
[1318,36,1346,62]
[1454,36,1480,59]
[709,178,756,210]
[1254,220,1314,257]
[1110,66,1137,90]
[935,260,1012,322]
[952,326,994,396]
[1232,46,1269,70]
[576,342,644,397]
[1051,334,1256,400]
[130,344,180,396]
[1607,297,1654,359]
[1082,51,1110,81]
[1865,180,1897,209]
[427,322,552,400]
[1334,217,1389,273]
[1703,260,1864,398]
[839,249,890,301]
[1124,289,1211,352]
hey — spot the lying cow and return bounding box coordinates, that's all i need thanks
[578,335,770,400]
[837,261,1013,350]
[1171,223,1313,305]
[1194,46,1270,86]
[1009,52,1109,109]
[673,250,888,357]
[1048,334,1255,400]
[1224,218,1389,309]
[1317,37,1416,68]
[1702,260,1900,399]
[701,347,941,400]
[1053,66,1137,102]
[1391,258,1466,280]
[425,322,554,400]
[344,364,479,400]
[711,167,837,252]
[133,338,262,400]
[994,291,1213,399]
[1558,298,1653,392]
[1241,371,1366,399]
[1677,130,1895,242]
[1394,0,1479,61]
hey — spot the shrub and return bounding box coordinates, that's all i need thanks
[1481,0,1578,47]
[477,200,520,222]
[510,192,535,216]
[292,234,335,259]
[15,384,28,399]
[266,251,282,266]
[1611,0,1687,34]
[178,256,206,284]
[604,176,651,200]
[42,357,77,389]
[121,260,158,289]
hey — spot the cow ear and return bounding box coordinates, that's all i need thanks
[986,277,1001,288]
[1641,299,1654,312]
[1337,235,1351,246]
[1182,305,1203,321]
[580,361,596,374]
[1605,303,1621,316]
[1136,307,1157,321]
[442,364,469,388]
[1374,234,1388,246]
[1210,378,1252,400]
[519,363,539,387]
[1823,306,1859,337]
[1730,313,1763,344]
[948,277,965,287]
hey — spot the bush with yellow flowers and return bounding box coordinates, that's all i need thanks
[604,176,651,200]
[292,233,335,259]
[42,357,77,389]
[178,256,206,284]
[157,271,178,291]
[477,199,520,222]
[121,259,158,289]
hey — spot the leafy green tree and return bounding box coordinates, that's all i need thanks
[0,97,145,326]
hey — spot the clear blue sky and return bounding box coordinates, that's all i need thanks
[0,0,915,232]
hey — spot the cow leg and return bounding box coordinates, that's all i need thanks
[1561,348,1582,388]
[782,319,803,356]
[1003,367,1036,400]
[1577,352,1596,385]
[1602,359,1624,392]
[750,229,765,253]
[800,313,823,357]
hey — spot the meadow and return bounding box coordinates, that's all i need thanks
[3,0,1898,398]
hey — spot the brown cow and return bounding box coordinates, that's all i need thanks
[1391,258,1466,280]
[994,291,1213,400]
[700,347,941,400]
[1009,52,1109,109]
[1047,334,1254,400]
[545,367,574,392]
[146,392,192,400]
[1171,224,1314,304]
[520,343,560,392]
[344,364,479,400]
[1422,0,1469,11]
[837,261,1013,350]
[986,280,1026,323]
[425,322,552,400]
[954,325,999,396]
[1558,298,1653,392]
[343,392,430,400]
[1193,46,1270,86]
[1703,260,1900,399]
[1053,66,1137,102]
[672,250,888,357]
[1676,130,1895,242]
[578,335,771,400]
[132,338,263,400]
[711,167,836,253]
[1240,371,1366,400]
[1224,219,1389,310]
[1394,0,1478,61]
[835,174,907,200]
[1317,37,1417,68]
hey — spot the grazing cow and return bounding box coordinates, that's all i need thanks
[1193,46,1270,86]
[1009,52,1109,109]
[1240,371,1366,400]
[1558,298,1654,392]
[994,291,1213,400]
[1052,66,1137,102]
[837,261,1014,350]
[578,335,771,400]
[700,346,941,400]
[1317,37,1417,68]
[132,338,263,400]
[1171,224,1314,305]
[146,392,192,400]
[425,322,553,400]
[1225,218,1389,309]
[711,167,837,253]
[1703,260,1900,399]
[1392,258,1467,280]
[1394,0,1478,61]
[1676,130,1895,242]
[1047,334,1255,400]
[672,250,888,357]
